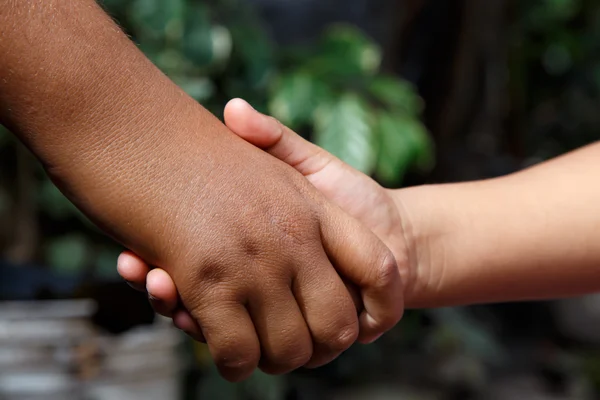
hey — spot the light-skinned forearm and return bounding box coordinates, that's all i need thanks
[397,142,600,308]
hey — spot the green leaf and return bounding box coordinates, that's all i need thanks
[173,76,215,101]
[228,23,274,89]
[268,72,329,128]
[306,24,382,82]
[45,235,89,274]
[219,0,274,88]
[182,3,214,67]
[130,0,185,43]
[314,94,377,174]
[101,0,134,13]
[375,113,414,184]
[210,25,233,67]
[155,49,190,75]
[369,76,424,115]
[375,112,434,185]
[529,0,581,30]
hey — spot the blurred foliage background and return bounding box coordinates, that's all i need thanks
[1,0,600,399]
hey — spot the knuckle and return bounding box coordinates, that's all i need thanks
[268,116,285,137]
[218,354,258,372]
[215,348,260,381]
[239,235,262,259]
[317,321,359,354]
[372,251,399,290]
[179,260,248,309]
[287,349,313,369]
[194,258,230,286]
[334,324,359,351]
[186,295,242,325]
[174,259,226,301]
[269,208,318,248]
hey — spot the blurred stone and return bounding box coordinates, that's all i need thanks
[487,374,593,400]
[435,354,487,393]
[330,385,439,400]
[0,300,182,400]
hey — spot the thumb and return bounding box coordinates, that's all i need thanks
[224,98,334,177]
[321,204,404,344]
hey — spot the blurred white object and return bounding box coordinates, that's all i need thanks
[487,374,593,400]
[0,300,182,400]
[331,385,438,400]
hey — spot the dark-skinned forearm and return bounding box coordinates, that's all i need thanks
[0,0,229,260]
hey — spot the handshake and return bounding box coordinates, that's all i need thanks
[115,99,600,382]
[6,0,600,384]
[1,1,417,381]
[117,99,412,381]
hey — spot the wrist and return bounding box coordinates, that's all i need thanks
[389,183,471,309]
[388,185,435,308]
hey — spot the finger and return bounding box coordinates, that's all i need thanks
[187,299,260,382]
[173,309,205,343]
[247,284,312,375]
[293,251,359,369]
[224,98,333,177]
[344,280,363,313]
[117,251,150,292]
[321,206,404,344]
[146,268,180,317]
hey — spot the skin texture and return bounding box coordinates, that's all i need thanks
[399,142,600,306]
[121,98,600,339]
[0,1,404,381]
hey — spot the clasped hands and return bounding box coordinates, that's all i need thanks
[118,99,414,381]
[7,0,600,386]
